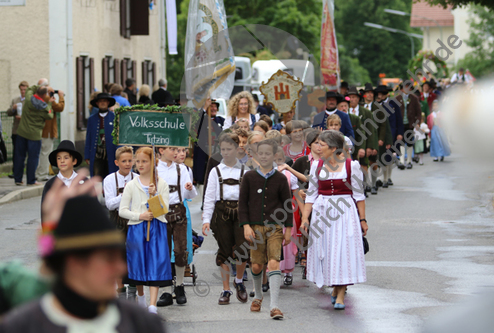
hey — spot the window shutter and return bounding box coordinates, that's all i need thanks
[114,59,120,84]
[130,0,149,36]
[76,57,84,130]
[120,0,128,38]
[89,58,95,94]
[151,62,156,87]
[121,59,128,86]
[132,60,137,81]
[142,61,147,85]
[102,58,109,88]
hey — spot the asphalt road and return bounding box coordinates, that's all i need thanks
[1,152,493,333]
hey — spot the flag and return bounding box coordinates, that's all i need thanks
[166,0,178,55]
[184,0,235,108]
[320,0,340,90]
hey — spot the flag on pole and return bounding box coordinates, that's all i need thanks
[320,0,340,90]
[184,0,235,108]
[166,0,178,55]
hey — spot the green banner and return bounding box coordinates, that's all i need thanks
[118,110,191,147]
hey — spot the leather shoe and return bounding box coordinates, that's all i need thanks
[157,292,173,307]
[371,187,378,195]
[250,298,263,312]
[262,282,269,292]
[334,303,345,310]
[382,182,388,188]
[234,281,248,303]
[218,290,232,305]
[407,163,413,169]
[376,179,383,187]
[387,179,394,186]
[7,174,14,179]
[397,162,406,170]
[270,308,284,319]
[175,285,187,305]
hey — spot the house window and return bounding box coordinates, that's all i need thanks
[76,56,94,130]
[120,0,149,38]
[102,56,121,89]
[121,58,136,86]
[141,60,156,87]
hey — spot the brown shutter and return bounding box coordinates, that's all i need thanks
[130,0,149,35]
[121,59,128,86]
[76,57,84,130]
[151,62,156,87]
[114,59,120,84]
[132,60,137,81]
[142,61,147,84]
[120,0,127,38]
[89,58,95,94]
[102,58,109,88]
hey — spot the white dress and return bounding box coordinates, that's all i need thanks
[305,160,367,287]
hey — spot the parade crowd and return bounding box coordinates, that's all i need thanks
[0,71,466,331]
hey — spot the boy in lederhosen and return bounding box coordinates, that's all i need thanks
[103,146,138,300]
[156,146,197,306]
[202,133,248,305]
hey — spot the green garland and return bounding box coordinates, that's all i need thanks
[111,104,201,146]
[409,50,449,78]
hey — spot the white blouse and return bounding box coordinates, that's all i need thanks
[306,160,365,203]
[223,113,260,130]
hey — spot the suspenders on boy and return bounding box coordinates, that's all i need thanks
[214,164,245,203]
[109,172,133,233]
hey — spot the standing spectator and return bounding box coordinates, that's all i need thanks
[152,79,174,107]
[223,91,260,130]
[138,84,154,105]
[36,88,65,181]
[209,99,224,128]
[110,84,131,107]
[14,85,54,185]
[84,93,118,178]
[123,78,137,105]
[6,81,29,178]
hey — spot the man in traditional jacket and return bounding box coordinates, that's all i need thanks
[312,91,354,139]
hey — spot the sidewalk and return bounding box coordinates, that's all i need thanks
[0,174,45,206]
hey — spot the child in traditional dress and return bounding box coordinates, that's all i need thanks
[103,146,138,300]
[41,140,83,224]
[281,135,291,147]
[156,146,197,306]
[274,148,302,286]
[283,120,310,161]
[202,133,249,305]
[414,113,430,165]
[427,100,451,162]
[239,139,293,320]
[119,147,171,314]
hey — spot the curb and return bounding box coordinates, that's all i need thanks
[0,185,43,206]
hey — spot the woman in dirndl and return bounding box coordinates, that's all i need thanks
[427,100,451,162]
[301,130,368,310]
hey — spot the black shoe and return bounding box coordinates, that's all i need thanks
[249,290,255,297]
[387,179,394,186]
[175,284,187,305]
[412,156,419,163]
[8,174,14,179]
[365,191,368,198]
[407,163,413,169]
[262,282,269,292]
[157,292,173,307]
[440,156,444,161]
[371,187,378,195]
[302,267,307,280]
[433,158,439,162]
[365,185,371,192]
[397,162,406,170]
[376,179,383,188]
[382,182,388,188]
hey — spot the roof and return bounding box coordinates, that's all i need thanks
[410,1,454,27]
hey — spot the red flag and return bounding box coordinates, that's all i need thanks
[320,0,340,90]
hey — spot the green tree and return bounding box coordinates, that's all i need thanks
[455,5,494,77]
[334,0,422,83]
[422,0,494,10]
[337,33,371,85]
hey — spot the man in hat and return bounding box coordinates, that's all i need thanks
[312,91,354,138]
[347,86,378,189]
[340,81,349,95]
[84,93,118,178]
[396,82,422,169]
[375,85,404,188]
[210,99,225,128]
[0,174,166,332]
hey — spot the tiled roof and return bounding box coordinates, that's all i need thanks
[410,1,454,27]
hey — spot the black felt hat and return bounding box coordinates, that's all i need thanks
[326,91,343,103]
[363,83,374,92]
[42,195,124,258]
[374,85,391,94]
[49,140,83,168]
[347,86,360,96]
[340,81,349,89]
[90,92,116,108]
[339,94,350,105]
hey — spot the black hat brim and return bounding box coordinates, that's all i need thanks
[49,149,83,168]
[90,97,116,108]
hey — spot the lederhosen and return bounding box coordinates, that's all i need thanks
[165,164,188,267]
[210,164,247,266]
[109,172,133,236]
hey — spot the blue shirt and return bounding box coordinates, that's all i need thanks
[112,95,131,107]
[256,167,276,179]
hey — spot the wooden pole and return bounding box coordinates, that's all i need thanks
[207,106,212,158]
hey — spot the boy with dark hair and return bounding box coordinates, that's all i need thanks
[239,139,293,320]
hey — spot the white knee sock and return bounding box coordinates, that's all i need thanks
[252,270,263,300]
[400,146,405,164]
[175,266,185,286]
[406,146,413,164]
[164,286,172,294]
[383,166,388,182]
[387,164,393,179]
[268,270,282,310]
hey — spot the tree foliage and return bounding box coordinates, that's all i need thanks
[455,4,494,77]
[421,0,494,10]
[334,0,422,84]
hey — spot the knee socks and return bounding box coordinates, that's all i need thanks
[268,270,282,310]
[175,266,185,286]
[252,270,263,300]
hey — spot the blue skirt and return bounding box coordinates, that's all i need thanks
[430,126,451,158]
[126,219,173,287]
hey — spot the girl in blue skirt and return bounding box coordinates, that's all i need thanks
[120,147,171,314]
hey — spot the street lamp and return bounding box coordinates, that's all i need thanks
[364,22,423,59]
[384,8,443,42]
